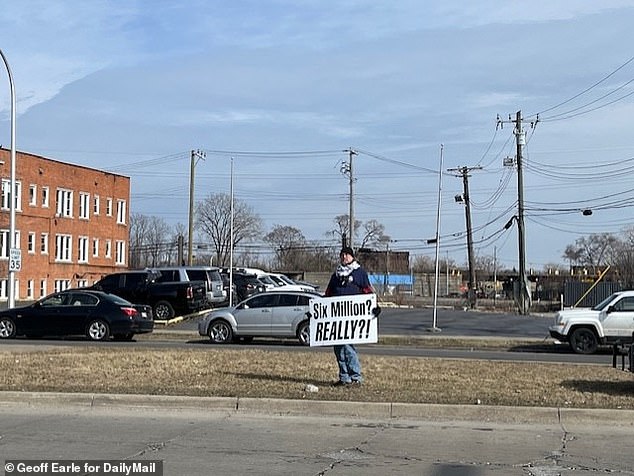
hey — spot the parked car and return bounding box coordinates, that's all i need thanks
[91,270,207,320]
[0,289,154,341]
[149,266,226,306]
[220,270,266,303]
[549,290,634,354]
[198,290,313,345]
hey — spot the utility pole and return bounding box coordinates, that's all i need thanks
[514,111,529,315]
[498,110,537,315]
[341,149,357,250]
[448,166,481,309]
[188,149,206,266]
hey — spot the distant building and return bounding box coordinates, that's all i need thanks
[0,148,130,301]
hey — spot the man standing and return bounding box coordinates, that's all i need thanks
[325,247,373,386]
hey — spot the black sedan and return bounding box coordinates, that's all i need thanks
[0,289,154,341]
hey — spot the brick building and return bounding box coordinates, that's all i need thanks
[0,148,130,302]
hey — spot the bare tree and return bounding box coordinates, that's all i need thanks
[196,193,262,267]
[359,219,390,249]
[264,225,307,270]
[562,233,618,273]
[128,213,174,268]
[326,214,361,247]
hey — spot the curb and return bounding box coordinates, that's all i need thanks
[1,391,633,426]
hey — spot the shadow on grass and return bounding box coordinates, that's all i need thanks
[561,379,634,396]
[221,371,331,387]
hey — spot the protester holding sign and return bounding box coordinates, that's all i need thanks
[325,246,377,386]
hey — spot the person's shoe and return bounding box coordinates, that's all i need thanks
[332,380,351,387]
[350,380,362,386]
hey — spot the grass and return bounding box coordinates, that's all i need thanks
[2,344,634,409]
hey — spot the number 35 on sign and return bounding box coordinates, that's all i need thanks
[9,248,21,271]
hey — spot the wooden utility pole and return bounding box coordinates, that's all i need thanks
[448,166,481,309]
[188,149,206,265]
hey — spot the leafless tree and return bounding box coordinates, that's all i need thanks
[326,214,389,250]
[264,225,307,270]
[128,213,174,268]
[196,193,262,267]
[562,233,618,274]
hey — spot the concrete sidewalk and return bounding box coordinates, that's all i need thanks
[1,391,633,475]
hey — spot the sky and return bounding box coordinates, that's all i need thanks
[1,1,634,271]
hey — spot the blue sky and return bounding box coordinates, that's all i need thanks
[1,1,634,270]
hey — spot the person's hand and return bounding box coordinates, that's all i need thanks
[372,306,381,317]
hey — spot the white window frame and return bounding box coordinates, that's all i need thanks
[93,195,100,215]
[56,189,73,218]
[29,185,37,206]
[0,229,20,259]
[2,179,22,212]
[54,279,70,293]
[40,232,49,255]
[39,279,47,298]
[77,236,89,263]
[106,197,113,217]
[105,239,112,258]
[116,199,126,225]
[115,240,126,265]
[26,279,34,299]
[42,186,49,208]
[55,234,72,263]
[92,238,99,257]
[79,192,90,220]
[28,232,35,254]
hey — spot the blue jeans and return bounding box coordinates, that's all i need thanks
[333,344,362,383]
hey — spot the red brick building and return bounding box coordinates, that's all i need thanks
[0,148,130,302]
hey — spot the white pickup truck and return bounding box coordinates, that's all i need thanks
[549,290,634,354]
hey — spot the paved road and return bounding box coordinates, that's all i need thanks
[173,307,554,338]
[2,393,633,476]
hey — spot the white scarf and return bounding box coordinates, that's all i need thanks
[336,260,360,278]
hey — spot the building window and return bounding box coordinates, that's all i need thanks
[29,185,37,206]
[0,230,20,259]
[40,279,47,298]
[54,279,70,292]
[77,236,88,263]
[40,233,49,255]
[28,232,35,254]
[79,192,90,220]
[92,238,99,257]
[2,179,22,211]
[116,199,127,225]
[115,240,126,265]
[42,187,49,208]
[106,198,113,216]
[93,195,100,215]
[27,280,34,299]
[55,234,72,262]
[56,189,73,217]
[77,279,88,288]
[105,239,112,258]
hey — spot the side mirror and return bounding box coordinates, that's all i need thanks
[606,305,615,314]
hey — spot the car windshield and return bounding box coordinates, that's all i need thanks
[592,293,619,311]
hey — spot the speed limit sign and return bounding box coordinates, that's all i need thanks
[9,248,21,271]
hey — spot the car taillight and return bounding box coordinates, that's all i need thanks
[121,307,138,319]
[187,287,193,299]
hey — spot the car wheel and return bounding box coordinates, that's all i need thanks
[0,316,16,339]
[207,320,233,344]
[86,319,110,341]
[153,301,175,320]
[297,320,310,346]
[570,327,598,354]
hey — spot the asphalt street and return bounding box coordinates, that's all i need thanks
[1,393,634,476]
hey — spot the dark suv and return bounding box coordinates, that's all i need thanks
[220,270,266,303]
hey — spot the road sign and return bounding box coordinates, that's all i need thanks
[9,248,21,272]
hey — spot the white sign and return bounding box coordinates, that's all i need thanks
[309,294,378,347]
[9,248,21,272]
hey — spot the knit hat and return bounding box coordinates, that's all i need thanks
[340,246,355,257]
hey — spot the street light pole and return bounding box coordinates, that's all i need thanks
[0,49,17,308]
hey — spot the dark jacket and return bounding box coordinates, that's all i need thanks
[324,264,372,297]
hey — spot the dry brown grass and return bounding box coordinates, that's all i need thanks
[1,346,634,409]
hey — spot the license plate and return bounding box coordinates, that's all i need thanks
[141,311,148,318]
